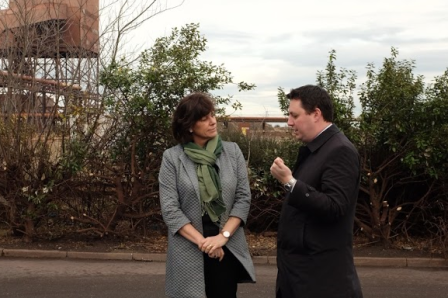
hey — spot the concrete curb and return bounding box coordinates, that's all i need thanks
[407,258,448,268]
[67,251,133,260]
[2,249,67,259]
[355,257,407,267]
[1,247,447,268]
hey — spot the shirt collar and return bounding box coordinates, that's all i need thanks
[314,123,333,139]
[307,123,338,153]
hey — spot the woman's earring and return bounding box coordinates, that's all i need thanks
[189,129,193,133]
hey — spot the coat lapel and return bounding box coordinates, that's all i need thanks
[179,151,200,200]
[292,125,340,174]
[293,146,311,173]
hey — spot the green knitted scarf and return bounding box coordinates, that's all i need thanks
[183,135,226,223]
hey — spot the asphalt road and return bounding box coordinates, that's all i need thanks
[1,258,448,298]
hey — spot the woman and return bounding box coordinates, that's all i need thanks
[159,92,256,298]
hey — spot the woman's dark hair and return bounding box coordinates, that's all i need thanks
[286,85,334,122]
[172,92,215,144]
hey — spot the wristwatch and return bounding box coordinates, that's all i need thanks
[221,231,230,238]
[284,177,297,191]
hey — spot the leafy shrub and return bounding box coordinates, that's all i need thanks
[221,127,298,232]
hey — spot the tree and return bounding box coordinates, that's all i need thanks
[404,69,448,252]
[277,48,448,248]
[0,0,187,241]
[99,0,185,64]
[277,50,357,136]
[316,49,357,137]
[80,22,255,236]
[0,0,102,241]
[355,47,445,246]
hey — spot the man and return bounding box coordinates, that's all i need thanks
[270,85,363,298]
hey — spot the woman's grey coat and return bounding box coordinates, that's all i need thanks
[159,141,256,298]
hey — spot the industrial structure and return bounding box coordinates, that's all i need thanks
[0,0,99,125]
[220,116,290,138]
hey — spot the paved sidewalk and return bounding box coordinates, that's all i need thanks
[1,247,447,268]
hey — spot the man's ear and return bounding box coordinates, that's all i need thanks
[313,108,322,121]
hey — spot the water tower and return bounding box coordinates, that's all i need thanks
[0,0,99,120]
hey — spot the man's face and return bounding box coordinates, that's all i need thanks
[287,99,316,143]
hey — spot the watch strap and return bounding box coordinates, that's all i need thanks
[284,177,297,191]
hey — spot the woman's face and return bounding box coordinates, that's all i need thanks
[191,112,217,147]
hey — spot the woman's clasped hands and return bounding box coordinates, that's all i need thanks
[198,235,228,261]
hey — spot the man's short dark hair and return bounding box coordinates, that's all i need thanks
[286,85,333,122]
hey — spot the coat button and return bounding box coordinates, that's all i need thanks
[305,193,309,197]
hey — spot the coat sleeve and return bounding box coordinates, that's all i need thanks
[159,149,192,235]
[228,143,252,225]
[288,144,360,222]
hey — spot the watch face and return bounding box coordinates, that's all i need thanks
[223,231,230,238]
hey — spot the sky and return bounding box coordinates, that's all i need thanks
[109,0,448,117]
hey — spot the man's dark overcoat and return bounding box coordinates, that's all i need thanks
[276,124,363,298]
